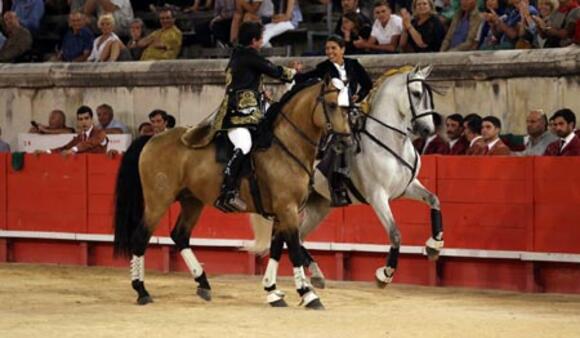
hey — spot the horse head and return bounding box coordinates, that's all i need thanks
[406,65,436,138]
[311,76,352,139]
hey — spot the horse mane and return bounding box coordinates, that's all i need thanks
[364,65,414,108]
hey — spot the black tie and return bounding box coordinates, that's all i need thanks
[560,139,566,153]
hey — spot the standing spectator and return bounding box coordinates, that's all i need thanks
[354,1,402,53]
[481,116,510,155]
[229,0,263,44]
[194,0,235,47]
[544,108,580,156]
[400,0,446,52]
[126,18,146,60]
[11,0,44,33]
[261,0,303,47]
[440,0,482,51]
[464,114,487,155]
[87,14,127,62]
[446,113,469,155]
[0,11,32,62]
[478,0,507,48]
[534,0,580,48]
[46,106,108,155]
[149,109,168,134]
[139,8,182,61]
[138,122,154,136]
[96,104,129,134]
[57,12,95,62]
[0,126,10,153]
[29,109,76,134]
[517,110,558,155]
[413,113,450,154]
[83,0,134,36]
[334,0,373,38]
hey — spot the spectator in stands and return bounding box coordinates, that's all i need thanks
[83,0,134,36]
[261,0,303,47]
[186,0,212,12]
[87,14,128,62]
[57,12,94,62]
[0,126,10,153]
[517,109,558,155]
[69,0,88,12]
[46,105,108,155]
[194,0,235,47]
[29,109,76,134]
[340,12,367,54]
[126,18,145,60]
[400,0,446,52]
[464,114,487,155]
[481,0,539,50]
[446,113,469,155]
[354,1,402,53]
[481,116,510,155]
[548,114,557,134]
[544,108,580,155]
[0,11,33,62]
[149,109,168,134]
[139,8,182,60]
[11,0,44,33]
[534,0,579,47]
[440,0,482,51]
[230,0,263,43]
[334,0,373,38]
[166,114,176,128]
[413,113,450,154]
[96,104,129,134]
[138,121,154,136]
[532,0,558,48]
[478,0,507,48]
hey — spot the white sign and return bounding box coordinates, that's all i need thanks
[18,133,133,153]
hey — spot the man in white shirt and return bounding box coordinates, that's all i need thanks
[353,0,402,53]
[96,103,129,134]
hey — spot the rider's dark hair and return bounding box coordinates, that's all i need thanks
[239,22,264,46]
[482,116,502,129]
[465,114,482,134]
[326,35,346,48]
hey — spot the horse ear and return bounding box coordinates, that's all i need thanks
[411,64,421,77]
[420,65,433,79]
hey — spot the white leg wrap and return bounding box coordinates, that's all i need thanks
[293,267,311,290]
[301,290,320,306]
[262,258,279,288]
[266,289,286,303]
[131,255,145,281]
[426,236,444,250]
[180,248,203,278]
[375,266,395,284]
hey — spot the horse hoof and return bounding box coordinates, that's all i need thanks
[425,246,440,261]
[196,287,212,302]
[305,298,325,310]
[311,276,326,289]
[269,299,288,307]
[137,295,153,305]
[375,278,388,289]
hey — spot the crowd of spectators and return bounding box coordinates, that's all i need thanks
[0,0,578,62]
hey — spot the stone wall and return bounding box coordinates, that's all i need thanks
[0,47,579,149]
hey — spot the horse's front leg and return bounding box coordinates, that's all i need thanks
[262,231,287,307]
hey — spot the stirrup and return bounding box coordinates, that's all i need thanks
[330,189,351,207]
[215,191,247,212]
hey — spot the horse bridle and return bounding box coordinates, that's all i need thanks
[406,74,437,125]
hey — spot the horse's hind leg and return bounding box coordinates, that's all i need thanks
[402,179,444,260]
[170,194,211,301]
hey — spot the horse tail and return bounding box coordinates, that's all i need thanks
[113,135,152,257]
[245,214,274,256]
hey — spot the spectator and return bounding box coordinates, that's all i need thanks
[194,0,235,47]
[0,126,10,153]
[413,113,450,154]
[334,0,373,38]
[548,114,557,134]
[517,109,558,155]
[261,0,303,47]
[57,12,94,62]
[166,114,176,128]
[534,0,580,48]
[446,113,469,155]
[400,0,446,52]
[46,106,108,155]
[481,0,539,50]
[11,0,44,33]
[69,0,88,12]
[186,0,212,12]
[478,0,507,48]
[149,109,168,134]
[0,11,33,62]
[544,108,580,155]
[532,0,558,48]
[96,104,129,134]
[440,0,482,51]
[464,114,487,155]
[126,18,146,60]
[87,14,128,62]
[29,109,76,134]
[354,0,402,53]
[139,8,182,61]
[230,0,263,43]
[341,12,368,54]
[481,116,510,155]
[138,121,155,136]
[83,0,134,36]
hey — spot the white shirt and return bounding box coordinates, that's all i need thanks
[370,15,403,45]
[469,135,483,147]
[88,33,122,62]
[487,137,500,151]
[332,62,348,82]
[422,134,438,154]
[449,138,459,149]
[561,132,576,151]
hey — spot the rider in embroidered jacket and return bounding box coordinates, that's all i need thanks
[214,22,296,212]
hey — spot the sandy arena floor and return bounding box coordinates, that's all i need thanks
[0,263,579,338]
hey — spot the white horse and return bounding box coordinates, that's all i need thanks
[250,65,445,306]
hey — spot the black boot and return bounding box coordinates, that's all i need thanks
[215,148,247,212]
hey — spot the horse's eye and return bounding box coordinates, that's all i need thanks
[412,91,422,99]
[327,102,338,110]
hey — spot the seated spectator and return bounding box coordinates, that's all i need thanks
[481,0,538,50]
[353,1,402,53]
[166,114,176,128]
[126,18,146,60]
[194,0,235,47]
[478,0,507,48]
[530,0,558,47]
[57,12,95,62]
[29,109,76,134]
[96,104,129,134]
[548,114,557,134]
[46,106,108,155]
[139,8,182,61]
[517,109,558,155]
[446,113,469,155]
[11,0,44,33]
[87,14,128,62]
[138,122,155,136]
[149,109,169,134]
[413,113,450,154]
[464,114,487,155]
[341,12,368,54]
[83,0,134,36]
[400,0,446,52]
[230,0,263,43]
[0,126,10,153]
[481,116,510,155]
[334,0,373,38]
[544,108,580,156]
[534,0,579,48]
[0,11,33,62]
[440,0,482,51]
[261,0,303,47]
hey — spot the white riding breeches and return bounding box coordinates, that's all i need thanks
[227,128,252,155]
[262,21,295,47]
